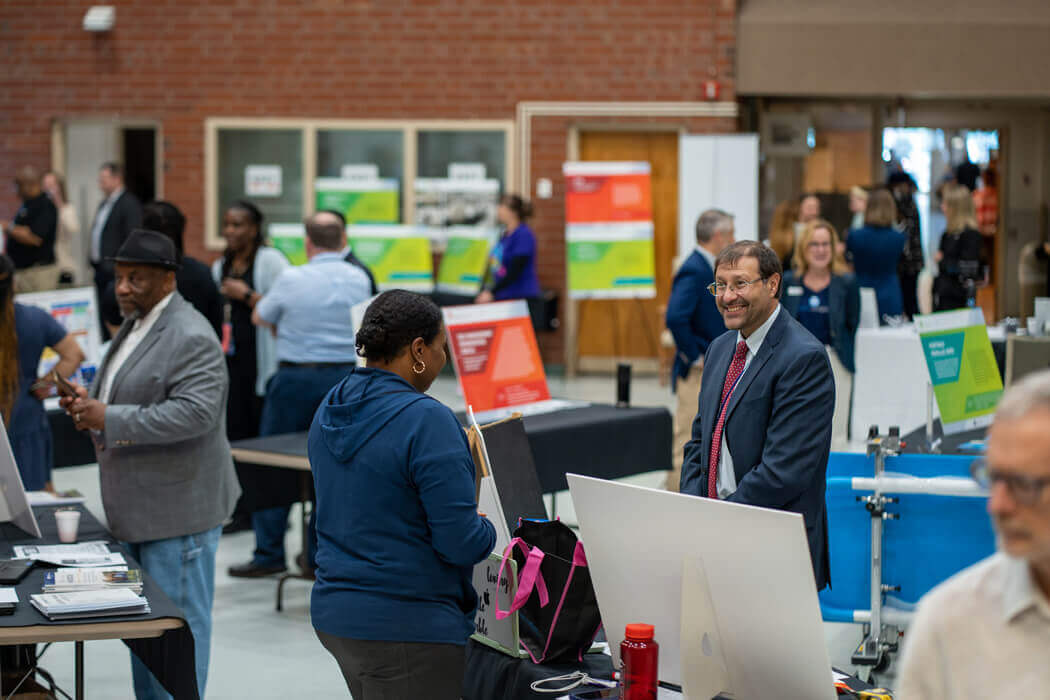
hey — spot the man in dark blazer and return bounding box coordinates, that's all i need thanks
[89,162,142,319]
[680,240,835,590]
[142,200,224,337]
[664,209,733,491]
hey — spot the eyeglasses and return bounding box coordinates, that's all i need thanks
[971,458,1050,506]
[707,277,766,297]
[807,241,832,249]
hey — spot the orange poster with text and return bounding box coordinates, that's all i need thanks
[563,161,652,224]
[444,301,551,414]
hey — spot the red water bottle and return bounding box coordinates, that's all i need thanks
[620,623,659,700]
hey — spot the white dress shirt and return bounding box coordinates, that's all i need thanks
[895,552,1050,699]
[90,188,123,264]
[716,303,781,498]
[99,292,174,404]
[695,244,717,271]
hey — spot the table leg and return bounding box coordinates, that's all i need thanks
[75,641,84,700]
[275,473,314,612]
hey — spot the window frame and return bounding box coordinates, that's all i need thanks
[204,117,516,250]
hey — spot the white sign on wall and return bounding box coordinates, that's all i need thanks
[244,165,283,198]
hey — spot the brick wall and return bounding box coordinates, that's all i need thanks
[1,0,737,362]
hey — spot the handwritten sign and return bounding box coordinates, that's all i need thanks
[471,552,522,657]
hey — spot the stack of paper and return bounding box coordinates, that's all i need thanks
[30,589,150,621]
[12,542,126,568]
[43,567,143,594]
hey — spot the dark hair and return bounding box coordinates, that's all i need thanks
[0,255,18,425]
[321,208,347,228]
[305,212,345,251]
[100,161,123,178]
[43,170,67,201]
[142,201,187,256]
[500,194,533,221]
[221,200,265,278]
[714,240,784,299]
[99,280,123,327]
[356,290,443,364]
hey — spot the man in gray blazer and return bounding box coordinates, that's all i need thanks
[63,229,239,700]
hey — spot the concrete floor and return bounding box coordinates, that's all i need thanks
[34,373,883,698]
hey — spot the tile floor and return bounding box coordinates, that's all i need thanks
[33,373,880,698]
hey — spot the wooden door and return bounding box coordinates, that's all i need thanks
[576,131,678,365]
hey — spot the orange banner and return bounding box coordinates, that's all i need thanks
[563,162,652,223]
[444,302,551,414]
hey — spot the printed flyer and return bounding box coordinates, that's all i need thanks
[443,301,551,416]
[347,225,434,292]
[915,308,1003,434]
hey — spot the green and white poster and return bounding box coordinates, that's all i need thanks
[314,177,399,224]
[565,222,656,299]
[915,308,1003,434]
[268,223,307,266]
[348,225,434,292]
[436,226,497,295]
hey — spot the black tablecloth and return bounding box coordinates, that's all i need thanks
[230,404,672,495]
[901,419,987,456]
[0,506,198,700]
[464,639,876,699]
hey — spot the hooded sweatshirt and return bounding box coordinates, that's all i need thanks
[309,366,496,644]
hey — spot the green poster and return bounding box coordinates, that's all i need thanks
[437,227,496,295]
[348,225,434,292]
[314,178,399,224]
[916,309,1003,434]
[268,223,307,266]
[566,222,656,299]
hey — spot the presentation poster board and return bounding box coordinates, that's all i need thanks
[443,301,551,416]
[348,225,434,292]
[915,308,1003,434]
[436,226,497,295]
[314,177,399,224]
[414,176,500,229]
[268,223,307,266]
[563,161,656,299]
[16,287,101,384]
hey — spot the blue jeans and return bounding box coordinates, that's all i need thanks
[253,364,352,567]
[124,526,221,700]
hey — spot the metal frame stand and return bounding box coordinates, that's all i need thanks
[276,472,315,612]
[851,425,902,679]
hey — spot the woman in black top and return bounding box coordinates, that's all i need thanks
[934,185,982,312]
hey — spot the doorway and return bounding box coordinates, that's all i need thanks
[53,120,161,284]
[574,130,679,370]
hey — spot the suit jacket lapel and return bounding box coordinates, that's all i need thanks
[105,296,179,401]
[91,320,134,399]
[723,308,788,424]
[703,337,735,442]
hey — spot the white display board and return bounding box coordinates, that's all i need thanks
[677,134,759,266]
[15,286,101,383]
[568,475,834,699]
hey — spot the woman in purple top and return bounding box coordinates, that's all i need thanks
[475,194,542,303]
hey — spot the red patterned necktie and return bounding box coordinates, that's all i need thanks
[708,340,749,499]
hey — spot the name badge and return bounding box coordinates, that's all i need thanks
[787,285,804,297]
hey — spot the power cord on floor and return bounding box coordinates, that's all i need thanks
[530,671,617,694]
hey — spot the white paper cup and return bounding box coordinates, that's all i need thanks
[56,510,81,543]
[1028,317,1041,336]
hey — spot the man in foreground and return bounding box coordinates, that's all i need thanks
[63,229,239,699]
[896,369,1050,698]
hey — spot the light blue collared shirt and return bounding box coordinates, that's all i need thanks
[255,251,371,363]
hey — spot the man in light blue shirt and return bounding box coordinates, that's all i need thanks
[229,211,371,578]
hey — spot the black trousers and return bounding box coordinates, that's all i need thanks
[899,270,920,320]
[316,630,465,700]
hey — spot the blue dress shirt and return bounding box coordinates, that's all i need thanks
[255,252,372,363]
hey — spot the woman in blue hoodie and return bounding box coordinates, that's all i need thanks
[309,290,496,699]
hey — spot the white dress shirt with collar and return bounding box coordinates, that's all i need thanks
[695,244,717,272]
[99,291,175,404]
[717,303,781,498]
[90,187,124,264]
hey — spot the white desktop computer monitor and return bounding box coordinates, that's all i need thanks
[0,423,42,539]
[567,474,835,700]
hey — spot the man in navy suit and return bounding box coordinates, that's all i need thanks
[664,209,733,491]
[681,240,835,590]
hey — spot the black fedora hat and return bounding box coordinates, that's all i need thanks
[109,229,180,270]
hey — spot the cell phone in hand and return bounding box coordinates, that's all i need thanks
[51,370,78,398]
